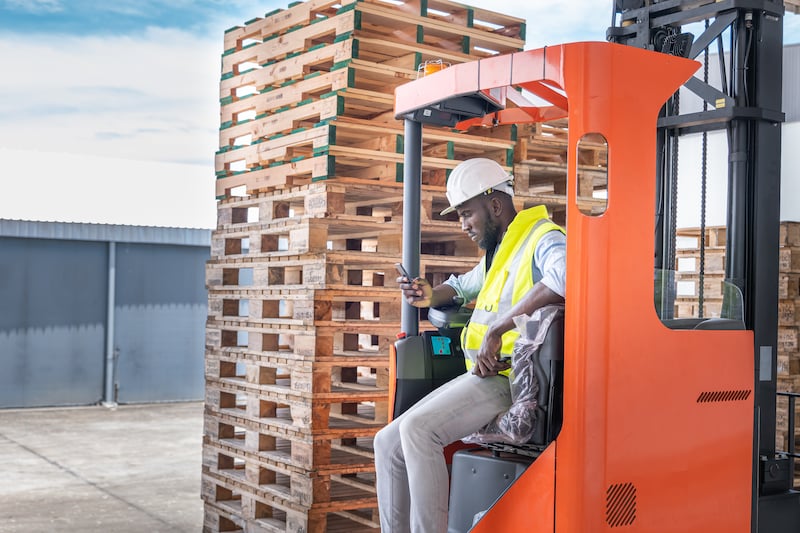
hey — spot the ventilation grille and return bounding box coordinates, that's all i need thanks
[606,482,636,528]
[696,389,752,403]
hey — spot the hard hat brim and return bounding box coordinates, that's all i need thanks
[439,181,514,216]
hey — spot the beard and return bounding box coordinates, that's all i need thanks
[478,216,501,251]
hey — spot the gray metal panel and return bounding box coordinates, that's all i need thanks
[784,44,800,123]
[113,243,208,402]
[0,237,106,407]
[0,219,211,247]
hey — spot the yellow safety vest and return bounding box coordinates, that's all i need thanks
[461,205,564,375]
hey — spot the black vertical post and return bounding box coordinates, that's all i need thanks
[749,8,783,461]
[401,119,423,337]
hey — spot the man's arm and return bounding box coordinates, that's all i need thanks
[473,228,566,378]
[472,282,564,377]
[397,256,485,308]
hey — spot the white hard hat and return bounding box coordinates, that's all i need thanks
[440,158,514,215]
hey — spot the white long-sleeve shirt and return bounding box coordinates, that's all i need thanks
[442,229,566,302]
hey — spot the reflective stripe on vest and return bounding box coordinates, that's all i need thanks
[461,206,564,375]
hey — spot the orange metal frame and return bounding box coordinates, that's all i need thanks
[395,42,755,532]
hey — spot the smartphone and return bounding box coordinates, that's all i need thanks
[394,263,412,280]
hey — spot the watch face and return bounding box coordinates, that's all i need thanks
[430,335,452,356]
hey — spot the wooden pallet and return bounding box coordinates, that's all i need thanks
[780,246,800,273]
[203,406,380,458]
[780,299,800,327]
[216,122,514,198]
[778,351,800,377]
[676,225,728,248]
[780,222,800,247]
[222,11,359,76]
[213,173,517,234]
[203,434,377,503]
[224,0,356,49]
[219,69,351,127]
[217,119,513,181]
[209,216,478,258]
[221,0,523,73]
[208,287,401,326]
[206,349,389,397]
[673,299,724,319]
[352,1,523,56]
[675,248,726,275]
[780,273,800,300]
[220,39,356,102]
[205,379,386,438]
[206,255,477,296]
[672,273,727,299]
[219,63,413,131]
[206,314,398,356]
[203,474,379,533]
[780,326,799,354]
[223,0,525,51]
[204,400,380,463]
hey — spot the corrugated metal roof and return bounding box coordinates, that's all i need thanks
[0,219,211,247]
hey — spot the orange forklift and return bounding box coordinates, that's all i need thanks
[389,1,800,531]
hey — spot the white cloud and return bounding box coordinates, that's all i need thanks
[3,0,62,14]
[0,27,222,165]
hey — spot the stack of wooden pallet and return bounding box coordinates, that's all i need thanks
[673,226,729,319]
[776,222,800,473]
[203,1,525,531]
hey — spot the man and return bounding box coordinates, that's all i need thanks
[373,158,567,532]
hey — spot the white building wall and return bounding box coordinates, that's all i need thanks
[782,122,800,221]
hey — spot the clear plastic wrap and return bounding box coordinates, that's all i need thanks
[462,305,562,445]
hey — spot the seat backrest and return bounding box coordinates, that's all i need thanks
[526,307,565,446]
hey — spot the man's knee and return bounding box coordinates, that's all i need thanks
[374,420,398,456]
[397,409,436,447]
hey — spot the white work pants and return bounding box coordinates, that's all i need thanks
[374,372,512,533]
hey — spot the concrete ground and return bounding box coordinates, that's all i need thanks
[0,401,204,533]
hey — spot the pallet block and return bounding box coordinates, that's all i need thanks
[780,273,800,299]
[780,246,800,273]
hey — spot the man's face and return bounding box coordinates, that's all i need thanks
[455,196,501,251]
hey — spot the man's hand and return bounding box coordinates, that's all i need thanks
[397,276,433,308]
[472,327,511,378]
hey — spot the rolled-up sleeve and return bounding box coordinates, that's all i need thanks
[534,230,567,297]
[442,256,486,303]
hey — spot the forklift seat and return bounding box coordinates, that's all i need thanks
[447,306,565,533]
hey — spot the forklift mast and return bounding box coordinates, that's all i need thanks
[393,2,799,531]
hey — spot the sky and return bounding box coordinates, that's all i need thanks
[0,0,798,228]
